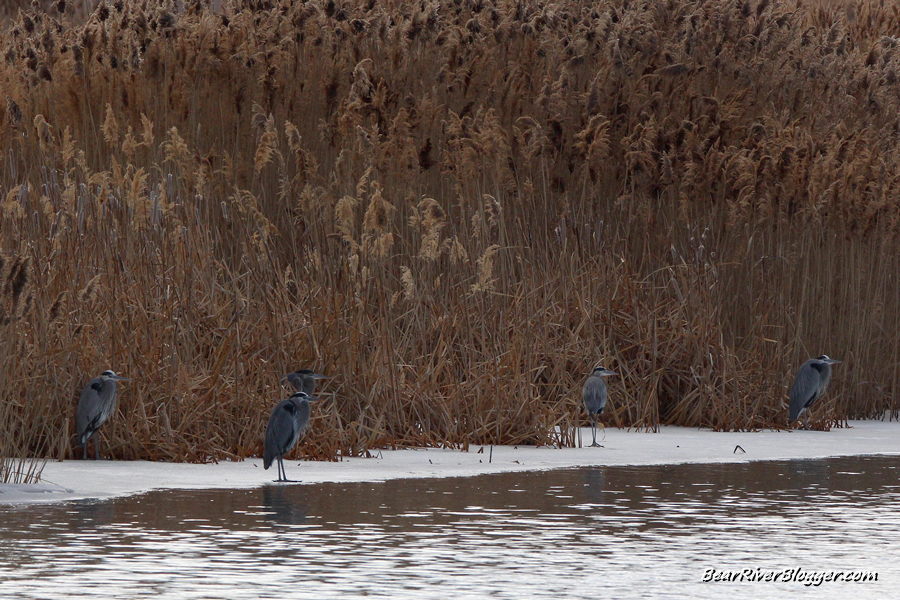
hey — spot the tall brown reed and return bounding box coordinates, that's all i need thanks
[0,0,897,471]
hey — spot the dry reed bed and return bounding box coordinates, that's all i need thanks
[0,0,899,473]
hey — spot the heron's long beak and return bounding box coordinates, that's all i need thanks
[111,375,130,381]
[826,359,841,364]
[306,395,320,402]
[313,374,330,379]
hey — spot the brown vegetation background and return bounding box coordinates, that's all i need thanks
[1,0,899,476]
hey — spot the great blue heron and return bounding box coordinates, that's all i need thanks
[264,391,318,482]
[789,355,841,430]
[76,370,130,460]
[583,366,615,447]
[281,369,330,396]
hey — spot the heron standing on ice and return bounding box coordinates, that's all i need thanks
[789,355,841,430]
[76,370,130,460]
[583,366,616,447]
[264,391,318,482]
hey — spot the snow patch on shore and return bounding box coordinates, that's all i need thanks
[3,420,899,504]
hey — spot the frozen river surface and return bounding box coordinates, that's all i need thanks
[0,456,896,598]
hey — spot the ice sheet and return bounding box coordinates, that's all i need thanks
[3,420,899,504]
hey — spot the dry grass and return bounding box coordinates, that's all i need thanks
[1,0,898,475]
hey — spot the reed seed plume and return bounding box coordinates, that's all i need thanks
[48,291,66,323]
[400,266,416,300]
[102,103,119,147]
[362,185,393,234]
[77,274,101,304]
[471,245,501,294]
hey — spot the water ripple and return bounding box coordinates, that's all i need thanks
[1,456,898,599]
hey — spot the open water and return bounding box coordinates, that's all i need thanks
[0,456,896,598]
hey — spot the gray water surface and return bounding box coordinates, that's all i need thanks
[0,456,897,598]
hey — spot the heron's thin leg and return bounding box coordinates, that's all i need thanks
[277,457,285,482]
[95,436,100,460]
[82,440,87,460]
[804,410,810,431]
[590,415,599,447]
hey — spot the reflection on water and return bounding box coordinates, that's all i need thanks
[1,456,898,599]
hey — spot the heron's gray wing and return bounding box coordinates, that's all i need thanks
[582,376,608,415]
[789,362,821,421]
[96,379,118,424]
[264,400,299,469]
[76,378,104,444]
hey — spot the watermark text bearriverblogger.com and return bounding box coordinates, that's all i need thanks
[702,568,877,586]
